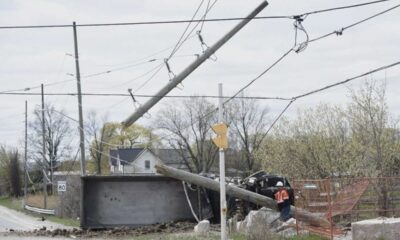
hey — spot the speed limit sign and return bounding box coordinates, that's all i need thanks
[57,181,66,192]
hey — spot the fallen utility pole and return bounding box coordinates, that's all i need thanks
[155,164,331,228]
[122,1,269,127]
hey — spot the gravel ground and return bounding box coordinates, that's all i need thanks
[0,205,70,232]
[1,219,196,239]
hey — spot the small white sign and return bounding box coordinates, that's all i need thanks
[57,181,67,192]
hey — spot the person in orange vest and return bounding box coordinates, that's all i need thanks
[274,181,291,221]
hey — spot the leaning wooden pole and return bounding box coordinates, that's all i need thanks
[155,164,330,228]
[122,1,269,127]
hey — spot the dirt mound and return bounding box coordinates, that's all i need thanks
[4,222,196,238]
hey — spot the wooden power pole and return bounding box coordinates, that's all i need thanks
[73,21,86,176]
[41,84,47,209]
[24,101,28,204]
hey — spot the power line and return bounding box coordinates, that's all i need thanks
[309,3,400,43]
[81,58,159,79]
[168,0,218,59]
[0,0,390,29]
[261,60,400,136]
[167,0,206,60]
[300,0,390,16]
[224,48,294,104]
[225,1,400,106]
[0,79,74,94]
[2,1,394,96]
[0,91,292,100]
[292,61,400,100]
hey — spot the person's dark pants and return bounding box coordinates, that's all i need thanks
[280,205,291,221]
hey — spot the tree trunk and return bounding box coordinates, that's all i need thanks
[155,164,330,228]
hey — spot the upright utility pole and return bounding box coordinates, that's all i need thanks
[218,83,227,240]
[122,1,269,127]
[41,84,47,209]
[24,101,28,204]
[73,21,86,176]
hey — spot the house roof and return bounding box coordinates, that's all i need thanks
[109,148,145,166]
[151,149,188,165]
[109,148,188,167]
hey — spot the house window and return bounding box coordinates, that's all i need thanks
[145,160,150,169]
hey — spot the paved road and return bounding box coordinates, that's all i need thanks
[0,205,68,232]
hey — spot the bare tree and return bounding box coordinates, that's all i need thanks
[156,98,218,173]
[226,97,269,174]
[28,104,72,188]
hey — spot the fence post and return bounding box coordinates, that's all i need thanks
[294,180,299,235]
[326,178,333,240]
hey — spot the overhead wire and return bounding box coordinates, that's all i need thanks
[3,0,398,153]
[162,0,218,89]
[309,3,400,43]
[225,1,400,107]
[80,58,159,79]
[2,0,391,96]
[167,0,206,60]
[148,1,400,143]
[299,0,390,16]
[261,60,400,136]
[0,91,292,100]
[0,0,390,29]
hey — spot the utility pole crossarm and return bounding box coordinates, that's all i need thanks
[122,1,269,127]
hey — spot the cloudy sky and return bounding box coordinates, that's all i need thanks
[1,0,399,147]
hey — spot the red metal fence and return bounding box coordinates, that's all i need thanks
[293,177,400,239]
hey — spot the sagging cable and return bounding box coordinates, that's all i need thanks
[293,16,309,53]
[182,181,200,222]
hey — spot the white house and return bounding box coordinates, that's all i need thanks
[109,148,189,174]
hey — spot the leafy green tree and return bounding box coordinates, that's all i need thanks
[87,111,159,174]
[0,146,21,197]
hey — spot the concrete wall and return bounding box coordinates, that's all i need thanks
[81,175,213,228]
[352,218,400,240]
[53,174,81,219]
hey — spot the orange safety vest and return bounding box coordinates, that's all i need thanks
[275,189,289,203]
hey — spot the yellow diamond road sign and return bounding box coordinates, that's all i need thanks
[211,123,228,149]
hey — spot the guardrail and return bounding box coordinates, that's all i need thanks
[24,204,55,215]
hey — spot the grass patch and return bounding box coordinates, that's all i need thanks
[283,235,327,240]
[0,196,79,228]
[45,215,80,228]
[129,232,247,240]
[128,232,326,240]
[0,196,23,211]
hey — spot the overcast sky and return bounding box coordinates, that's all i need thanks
[1,0,399,147]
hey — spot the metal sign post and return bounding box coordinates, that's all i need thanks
[218,83,227,240]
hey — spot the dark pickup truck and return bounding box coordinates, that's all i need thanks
[229,170,294,218]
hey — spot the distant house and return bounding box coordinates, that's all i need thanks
[109,148,189,174]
